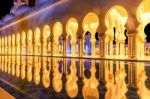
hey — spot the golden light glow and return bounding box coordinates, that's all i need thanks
[105,6,128,59]
[66,17,78,56]
[136,0,150,60]
[82,12,99,57]
[53,22,63,56]
[0,4,150,98]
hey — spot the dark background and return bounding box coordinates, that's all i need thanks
[0,0,13,19]
[0,0,35,19]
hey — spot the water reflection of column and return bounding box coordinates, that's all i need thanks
[99,61,104,81]
[52,58,62,92]
[16,56,20,77]
[115,61,127,99]
[21,56,26,79]
[42,57,50,88]
[128,62,135,86]
[34,56,41,85]
[66,59,78,98]
[63,56,67,74]
[135,62,150,98]
[105,61,127,99]
[82,60,99,99]
[27,56,33,82]
[79,59,84,78]
[104,60,113,82]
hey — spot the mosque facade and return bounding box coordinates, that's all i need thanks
[0,0,149,60]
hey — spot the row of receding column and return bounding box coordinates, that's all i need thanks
[0,12,131,59]
[0,12,100,58]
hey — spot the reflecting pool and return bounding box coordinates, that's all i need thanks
[1,56,150,99]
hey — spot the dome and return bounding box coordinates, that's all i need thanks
[10,6,17,15]
[0,20,3,26]
[15,4,31,16]
[3,14,15,23]
[35,0,47,6]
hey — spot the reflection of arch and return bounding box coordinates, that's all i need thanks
[82,12,99,56]
[105,6,128,58]
[136,0,150,59]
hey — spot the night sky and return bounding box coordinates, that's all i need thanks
[0,0,13,19]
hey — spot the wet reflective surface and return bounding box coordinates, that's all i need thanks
[1,56,150,99]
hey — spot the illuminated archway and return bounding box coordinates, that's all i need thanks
[34,27,41,55]
[136,0,150,59]
[82,12,99,57]
[27,29,33,55]
[21,31,26,55]
[42,25,50,55]
[66,18,78,56]
[105,5,128,58]
[53,22,63,56]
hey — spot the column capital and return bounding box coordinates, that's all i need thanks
[127,30,138,35]
[99,33,105,38]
